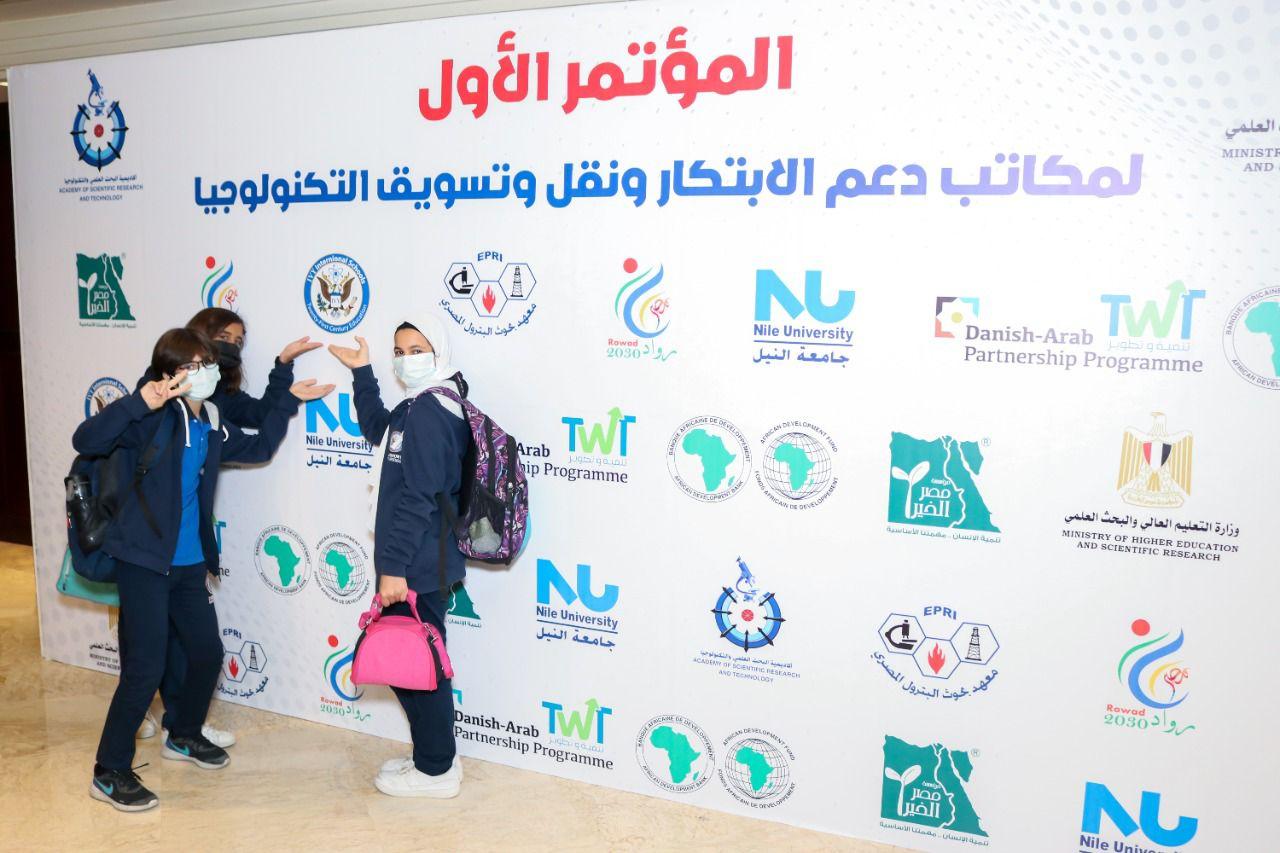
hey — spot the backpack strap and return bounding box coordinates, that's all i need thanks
[132,408,174,538]
[437,491,460,604]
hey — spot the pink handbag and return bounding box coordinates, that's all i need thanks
[350,589,454,691]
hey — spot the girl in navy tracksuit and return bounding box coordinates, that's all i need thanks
[76,327,300,811]
[328,313,469,798]
[136,308,331,747]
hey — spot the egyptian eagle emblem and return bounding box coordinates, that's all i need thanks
[1116,412,1192,508]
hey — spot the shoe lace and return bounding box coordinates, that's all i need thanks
[113,763,149,792]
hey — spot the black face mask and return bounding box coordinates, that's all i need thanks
[215,340,242,370]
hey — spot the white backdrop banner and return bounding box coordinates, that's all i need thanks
[10,0,1280,849]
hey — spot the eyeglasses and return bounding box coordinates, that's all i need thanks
[176,361,213,374]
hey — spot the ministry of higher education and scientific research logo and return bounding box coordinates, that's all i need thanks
[1223,285,1280,390]
[313,533,370,604]
[71,69,127,171]
[254,524,311,595]
[635,715,715,794]
[666,416,752,503]
[305,254,369,334]
[1116,413,1192,509]
[84,377,128,418]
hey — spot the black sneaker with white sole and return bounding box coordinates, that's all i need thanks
[90,763,159,812]
[162,732,230,769]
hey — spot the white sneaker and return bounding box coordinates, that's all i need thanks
[136,711,158,740]
[374,759,461,798]
[161,725,237,749]
[380,755,462,780]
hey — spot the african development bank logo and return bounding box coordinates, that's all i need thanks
[635,715,715,794]
[441,251,537,336]
[607,257,675,362]
[71,69,127,171]
[84,377,128,418]
[666,416,752,502]
[1223,285,1280,390]
[1103,619,1195,737]
[718,728,795,809]
[304,254,368,334]
[76,252,135,326]
[881,735,988,843]
[887,431,1000,539]
[313,533,370,604]
[754,421,837,509]
[254,525,311,595]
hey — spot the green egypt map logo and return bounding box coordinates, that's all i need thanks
[254,525,311,595]
[314,533,369,604]
[447,582,482,628]
[76,252,135,325]
[881,735,988,840]
[666,416,752,503]
[717,728,795,809]
[887,431,1000,534]
[635,715,715,794]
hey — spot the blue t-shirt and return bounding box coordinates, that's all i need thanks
[171,418,212,566]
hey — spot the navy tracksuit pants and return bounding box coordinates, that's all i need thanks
[385,590,456,776]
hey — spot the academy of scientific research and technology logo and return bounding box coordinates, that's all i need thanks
[666,416,752,503]
[441,250,537,337]
[76,252,135,327]
[886,430,1000,542]
[881,735,988,844]
[635,715,715,794]
[606,257,675,362]
[305,254,369,334]
[693,556,799,686]
[1222,285,1280,390]
[63,70,142,201]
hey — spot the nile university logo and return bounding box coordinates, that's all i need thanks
[1116,413,1192,509]
[71,69,128,171]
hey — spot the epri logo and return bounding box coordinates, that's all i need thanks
[441,251,537,336]
[1117,413,1192,509]
[755,421,838,509]
[873,606,999,700]
[304,253,369,334]
[254,525,311,595]
[607,257,675,362]
[635,715,715,794]
[718,728,795,809]
[201,256,238,311]
[1080,782,1198,849]
[320,633,369,723]
[84,377,128,419]
[712,557,784,651]
[666,416,752,503]
[887,431,1000,536]
[71,69,127,171]
[217,627,267,700]
[77,252,135,325]
[881,735,987,841]
[1104,619,1195,737]
[934,296,980,338]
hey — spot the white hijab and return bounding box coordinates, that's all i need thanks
[367,312,465,535]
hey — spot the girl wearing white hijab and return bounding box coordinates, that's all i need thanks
[329,314,469,798]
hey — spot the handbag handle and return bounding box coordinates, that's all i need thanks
[357,587,426,630]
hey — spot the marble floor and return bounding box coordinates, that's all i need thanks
[0,542,907,852]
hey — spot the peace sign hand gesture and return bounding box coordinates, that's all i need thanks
[141,371,189,410]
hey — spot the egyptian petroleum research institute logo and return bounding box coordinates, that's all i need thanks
[76,252,135,326]
[881,735,987,842]
[754,421,838,509]
[441,251,537,336]
[304,254,369,334]
[887,431,1000,539]
[201,256,238,311]
[872,606,999,701]
[1222,285,1280,390]
[1104,618,1195,737]
[1116,413,1192,509]
[71,69,127,171]
[635,715,715,794]
[84,377,128,418]
[666,416,752,502]
[313,533,370,604]
[217,627,267,700]
[254,525,311,595]
[606,257,675,362]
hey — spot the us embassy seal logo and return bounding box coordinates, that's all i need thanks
[254,524,311,595]
[305,254,369,334]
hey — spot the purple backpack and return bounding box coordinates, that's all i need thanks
[420,384,528,565]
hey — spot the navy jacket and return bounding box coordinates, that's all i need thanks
[351,365,468,590]
[137,358,294,429]
[72,388,299,575]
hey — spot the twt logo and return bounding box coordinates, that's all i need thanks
[561,408,636,458]
[536,559,618,612]
[1100,282,1205,339]
[1081,782,1198,848]
[541,699,612,743]
[755,269,855,323]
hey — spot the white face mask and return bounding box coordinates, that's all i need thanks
[393,352,437,388]
[182,363,221,401]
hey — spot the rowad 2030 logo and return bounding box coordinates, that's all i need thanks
[321,633,369,723]
[871,605,999,701]
[607,257,675,362]
[441,250,537,337]
[1102,619,1195,737]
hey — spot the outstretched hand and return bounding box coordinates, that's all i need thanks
[290,378,335,401]
[141,371,189,410]
[279,336,323,364]
[328,335,370,369]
